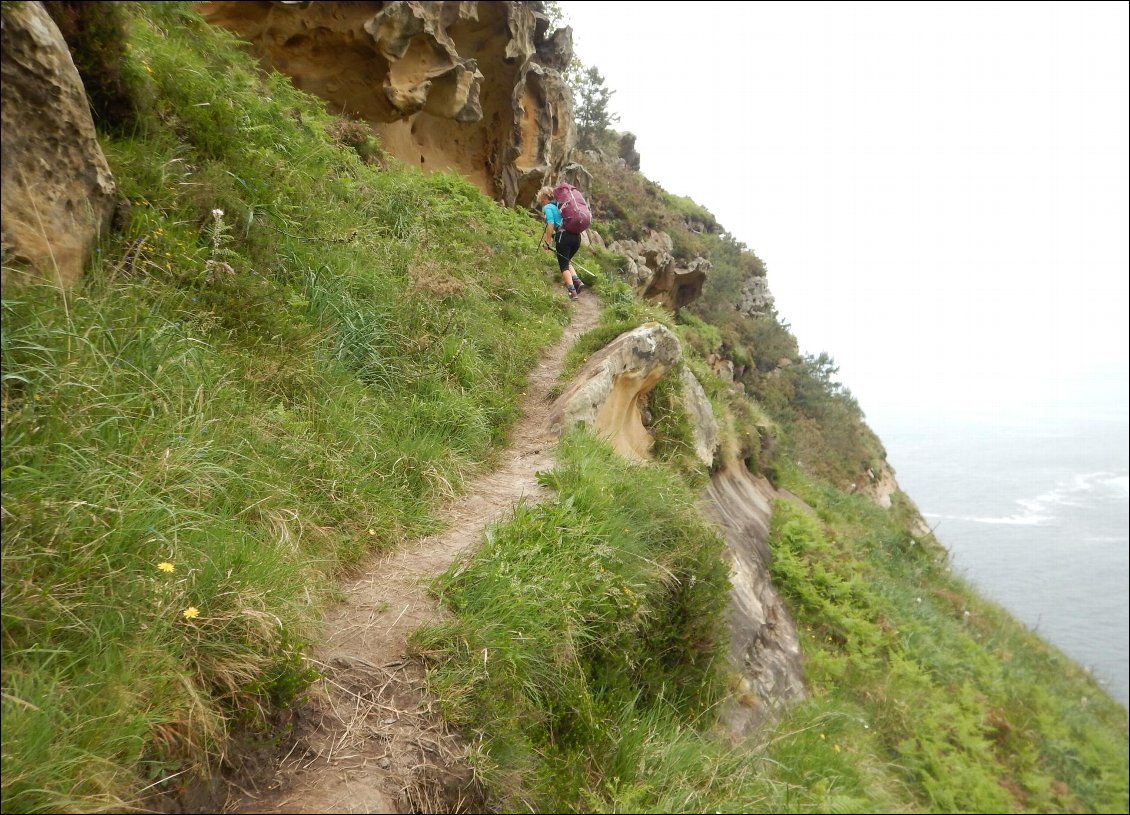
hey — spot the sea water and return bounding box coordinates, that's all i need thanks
[868,412,1129,709]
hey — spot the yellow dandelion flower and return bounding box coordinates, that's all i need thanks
[157,562,175,573]
[182,606,200,619]
[367,528,376,536]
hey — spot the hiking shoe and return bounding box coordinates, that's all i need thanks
[568,289,578,301]
[574,278,584,291]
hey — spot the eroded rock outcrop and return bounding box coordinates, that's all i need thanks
[738,273,775,316]
[546,322,681,460]
[548,322,808,735]
[1,1,118,289]
[608,230,710,311]
[680,366,719,468]
[198,0,574,205]
[545,322,717,468]
[701,463,807,738]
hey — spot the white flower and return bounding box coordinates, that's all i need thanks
[212,209,224,218]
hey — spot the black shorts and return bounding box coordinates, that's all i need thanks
[555,231,582,271]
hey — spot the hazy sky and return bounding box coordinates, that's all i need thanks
[562,1,1129,425]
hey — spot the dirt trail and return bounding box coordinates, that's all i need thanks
[226,293,601,814]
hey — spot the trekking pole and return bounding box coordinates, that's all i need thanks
[537,236,598,279]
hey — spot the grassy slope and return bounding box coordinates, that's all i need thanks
[1,4,568,810]
[1,3,1126,813]
[415,444,1128,813]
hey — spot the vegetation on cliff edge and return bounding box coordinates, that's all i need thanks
[1,3,1126,813]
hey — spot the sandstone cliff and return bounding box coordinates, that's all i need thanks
[547,323,808,735]
[198,0,575,207]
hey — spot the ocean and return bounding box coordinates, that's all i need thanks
[868,412,1129,709]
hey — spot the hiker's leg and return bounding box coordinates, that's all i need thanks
[556,239,575,293]
[558,233,582,292]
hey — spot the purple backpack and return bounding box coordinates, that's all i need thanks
[552,182,592,235]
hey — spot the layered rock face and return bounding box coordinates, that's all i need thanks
[545,322,716,469]
[701,464,807,738]
[547,325,807,733]
[1,1,118,289]
[198,0,575,206]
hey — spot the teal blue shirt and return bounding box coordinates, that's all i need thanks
[543,201,563,232]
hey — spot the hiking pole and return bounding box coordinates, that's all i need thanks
[538,236,598,279]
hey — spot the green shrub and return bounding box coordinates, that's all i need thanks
[326,116,383,164]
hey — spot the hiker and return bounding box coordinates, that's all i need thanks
[537,185,585,300]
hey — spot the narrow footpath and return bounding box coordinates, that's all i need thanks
[225,292,602,813]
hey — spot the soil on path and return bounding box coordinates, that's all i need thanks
[224,292,601,814]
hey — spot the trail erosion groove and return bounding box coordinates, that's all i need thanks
[226,293,602,814]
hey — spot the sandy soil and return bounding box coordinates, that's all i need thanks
[223,292,601,814]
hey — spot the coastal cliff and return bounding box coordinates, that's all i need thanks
[1,4,1125,813]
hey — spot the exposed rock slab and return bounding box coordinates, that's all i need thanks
[855,463,899,509]
[680,367,719,468]
[701,463,807,739]
[198,0,574,205]
[1,0,117,289]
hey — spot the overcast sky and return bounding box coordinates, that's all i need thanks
[562,1,1129,425]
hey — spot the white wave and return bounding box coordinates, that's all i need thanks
[913,469,1127,527]
[1006,470,1129,522]
[965,512,1053,526]
[923,510,1052,526]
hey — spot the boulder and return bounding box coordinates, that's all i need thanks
[707,353,735,383]
[581,228,606,251]
[1,0,118,289]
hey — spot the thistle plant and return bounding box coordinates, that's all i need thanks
[204,208,234,280]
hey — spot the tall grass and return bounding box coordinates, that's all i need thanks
[414,430,735,812]
[1,3,572,810]
[414,436,1127,813]
[3,2,1127,813]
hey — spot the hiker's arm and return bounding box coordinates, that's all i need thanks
[543,221,555,248]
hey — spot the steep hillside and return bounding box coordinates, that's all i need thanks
[1,3,1126,814]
